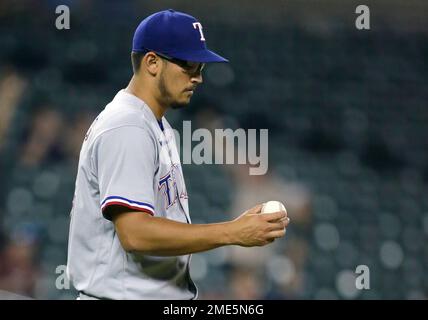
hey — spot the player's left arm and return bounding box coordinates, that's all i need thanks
[108,204,288,256]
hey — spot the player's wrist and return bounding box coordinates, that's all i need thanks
[220,221,238,246]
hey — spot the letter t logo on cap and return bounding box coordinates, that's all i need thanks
[192,22,205,41]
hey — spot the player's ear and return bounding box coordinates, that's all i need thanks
[144,52,160,76]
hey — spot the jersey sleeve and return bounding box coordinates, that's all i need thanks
[92,125,158,220]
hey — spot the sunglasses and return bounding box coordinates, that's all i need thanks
[154,51,205,75]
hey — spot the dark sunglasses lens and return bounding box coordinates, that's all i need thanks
[185,62,204,74]
[158,52,204,74]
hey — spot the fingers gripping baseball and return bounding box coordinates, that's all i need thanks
[233,203,290,247]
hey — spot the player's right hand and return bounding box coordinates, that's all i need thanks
[231,204,289,247]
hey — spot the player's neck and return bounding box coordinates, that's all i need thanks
[126,76,166,120]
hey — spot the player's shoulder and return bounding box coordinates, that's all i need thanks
[101,105,147,129]
[103,96,151,127]
[81,91,160,150]
[96,91,156,133]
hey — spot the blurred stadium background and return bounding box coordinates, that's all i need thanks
[0,0,427,299]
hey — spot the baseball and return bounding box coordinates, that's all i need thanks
[261,201,287,222]
[261,200,286,214]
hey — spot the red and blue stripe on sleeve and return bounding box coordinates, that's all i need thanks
[101,196,154,216]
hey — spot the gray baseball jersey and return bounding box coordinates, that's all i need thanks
[66,89,197,300]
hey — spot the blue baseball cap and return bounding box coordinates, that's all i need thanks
[132,9,228,63]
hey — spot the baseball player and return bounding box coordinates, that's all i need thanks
[66,9,289,300]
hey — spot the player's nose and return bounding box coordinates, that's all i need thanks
[191,73,203,84]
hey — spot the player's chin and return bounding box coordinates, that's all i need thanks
[170,99,191,110]
[171,95,192,109]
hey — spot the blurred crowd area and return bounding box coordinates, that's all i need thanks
[0,0,427,299]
